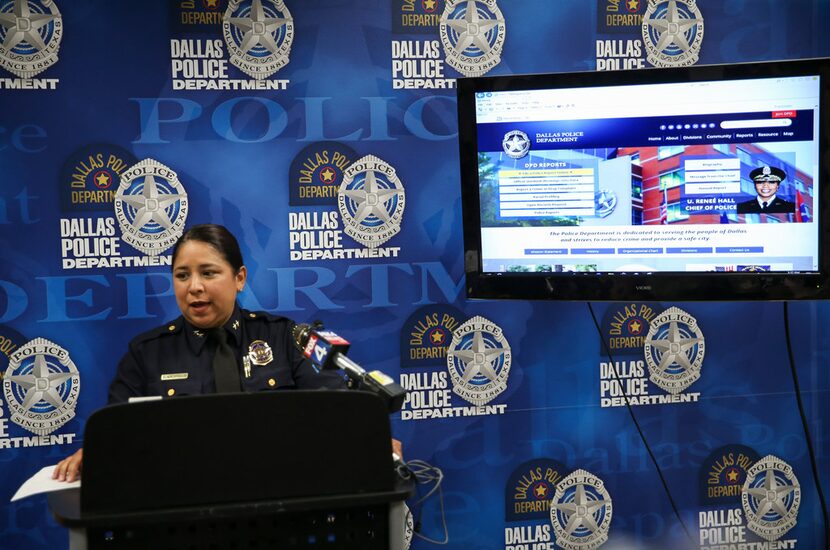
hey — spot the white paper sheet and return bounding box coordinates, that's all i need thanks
[10,465,80,502]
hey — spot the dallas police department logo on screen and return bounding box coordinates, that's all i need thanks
[599,305,702,408]
[400,315,509,420]
[697,454,800,549]
[595,0,646,71]
[60,158,188,269]
[0,0,61,89]
[289,154,404,261]
[170,0,292,90]
[1,336,79,448]
[503,458,568,550]
[642,0,703,68]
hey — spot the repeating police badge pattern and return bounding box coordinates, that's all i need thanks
[446,315,511,406]
[2,338,79,437]
[550,469,613,550]
[741,455,801,542]
[439,0,505,77]
[643,306,704,395]
[0,0,62,80]
[222,0,293,80]
[114,159,189,257]
[641,0,704,67]
[2,2,830,550]
[338,155,406,249]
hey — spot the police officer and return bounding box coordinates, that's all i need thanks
[736,165,795,214]
[54,224,370,482]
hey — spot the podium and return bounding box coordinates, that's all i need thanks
[49,391,413,549]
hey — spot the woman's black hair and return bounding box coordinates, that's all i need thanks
[171,224,245,273]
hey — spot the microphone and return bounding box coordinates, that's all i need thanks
[292,322,407,413]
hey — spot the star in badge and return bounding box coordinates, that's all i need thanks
[553,483,608,535]
[627,0,639,10]
[504,134,528,155]
[645,0,701,54]
[7,353,76,410]
[119,174,186,231]
[745,468,797,518]
[226,0,288,55]
[534,483,549,499]
[423,0,437,10]
[648,321,702,373]
[443,0,501,55]
[341,169,403,225]
[320,167,336,183]
[726,468,739,483]
[204,0,220,9]
[628,319,642,334]
[452,330,504,383]
[0,0,56,52]
[429,329,445,345]
[94,171,112,188]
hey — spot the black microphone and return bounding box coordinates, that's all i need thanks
[292,322,407,413]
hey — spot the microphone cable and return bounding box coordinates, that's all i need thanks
[587,302,695,547]
[401,459,449,545]
[782,301,829,549]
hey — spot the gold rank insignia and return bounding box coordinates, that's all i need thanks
[247,340,273,366]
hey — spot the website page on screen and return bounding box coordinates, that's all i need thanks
[474,74,820,275]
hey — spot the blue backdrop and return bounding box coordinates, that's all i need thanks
[1,1,829,548]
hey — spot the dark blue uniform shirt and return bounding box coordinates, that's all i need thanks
[108,306,346,404]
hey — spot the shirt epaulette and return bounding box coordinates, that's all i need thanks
[131,318,183,346]
[241,309,290,324]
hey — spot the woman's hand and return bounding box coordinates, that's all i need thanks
[392,438,403,461]
[52,448,83,482]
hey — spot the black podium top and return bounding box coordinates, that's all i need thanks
[50,390,409,527]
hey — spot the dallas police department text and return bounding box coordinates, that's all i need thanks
[288,211,400,261]
[399,371,506,420]
[599,360,700,407]
[60,218,172,269]
[698,508,796,550]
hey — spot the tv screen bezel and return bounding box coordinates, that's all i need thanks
[456,57,830,301]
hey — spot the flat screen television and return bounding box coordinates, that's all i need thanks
[456,57,830,301]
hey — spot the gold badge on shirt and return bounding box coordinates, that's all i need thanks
[247,340,273,366]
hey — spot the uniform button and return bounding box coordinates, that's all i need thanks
[168,325,175,331]
[249,313,256,318]
[268,378,276,387]
[167,388,175,396]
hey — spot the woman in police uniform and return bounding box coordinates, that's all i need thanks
[54,224,347,481]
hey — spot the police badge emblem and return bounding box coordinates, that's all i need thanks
[446,315,511,406]
[549,469,613,550]
[641,0,704,67]
[643,306,704,394]
[223,0,293,80]
[3,337,79,436]
[595,189,618,218]
[337,154,405,249]
[114,158,188,256]
[439,0,506,77]
[0,0,63,79]
[247,340,273,366]
[741,455,801,541]
[502,130,530,159]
